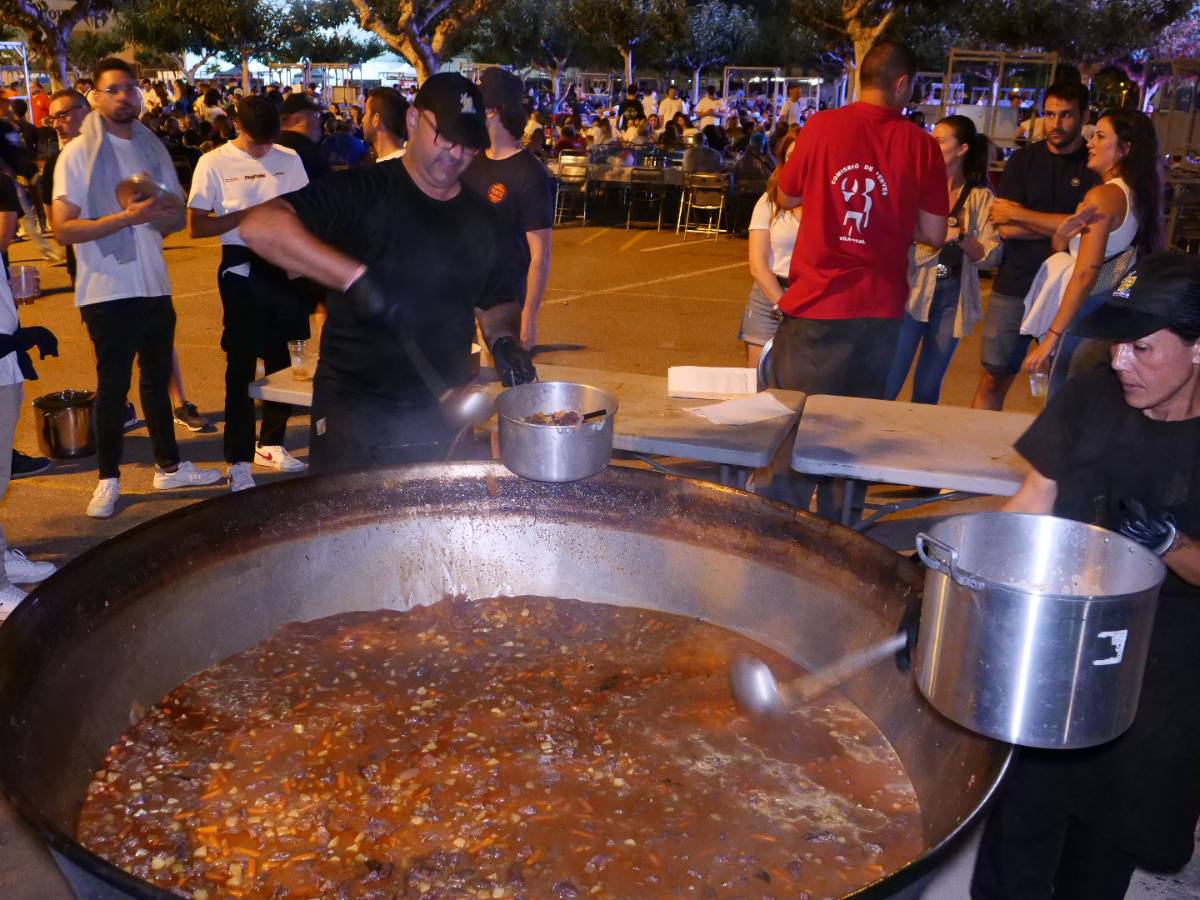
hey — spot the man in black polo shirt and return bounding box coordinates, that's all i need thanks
[462,68,553,350]
[240,73,535,474]
[972,81,1099,410]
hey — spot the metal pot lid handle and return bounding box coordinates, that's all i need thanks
[915,533,988,591]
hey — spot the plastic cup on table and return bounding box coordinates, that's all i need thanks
[288,340,311,382]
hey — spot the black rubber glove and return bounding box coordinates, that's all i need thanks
[491,336,537,387]
[344,268,402,331]
[1118,499,1178,557]
[15,325,57,359]
[895,600,921,673]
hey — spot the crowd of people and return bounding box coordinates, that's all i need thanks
[0,44,1197,900]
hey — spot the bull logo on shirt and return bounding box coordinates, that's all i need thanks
[841,175,877,236]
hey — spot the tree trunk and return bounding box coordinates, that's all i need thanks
[53,35,69,91]
[551,65,562,100]
[842,0,896,102]
[619,47,633,88]
[692,67,701,107]
[241,50,252,93]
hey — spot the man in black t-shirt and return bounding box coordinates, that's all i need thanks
[972,253,1200,900]
[972,82,1099,411]
[614,86,642,131]
[275,94,330,182]
[462,68,554,350]
[241,73,535,474]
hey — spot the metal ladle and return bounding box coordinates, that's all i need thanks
[730,632,908,719]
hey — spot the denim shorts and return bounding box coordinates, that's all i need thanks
[980,290,1034,376]
[738,281,782,346]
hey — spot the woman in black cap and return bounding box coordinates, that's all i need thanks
[973,251,1200,899]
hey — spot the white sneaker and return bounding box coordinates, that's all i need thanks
[0,583,28,622]
[153,461,223,490]
[228,462,256,492]
[4,549,56,584]
[87,478,120,518]
[254,445,307,472]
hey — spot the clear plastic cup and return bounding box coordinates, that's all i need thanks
[288,340,311,382]
[1029,371,1048,399]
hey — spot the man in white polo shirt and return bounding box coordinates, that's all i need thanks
[187,95,310,492]
[51,57,222,519]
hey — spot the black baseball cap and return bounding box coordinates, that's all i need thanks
[1075,252,1200,341]
[414,72,489,151]
[280,93,319,117]
[478,67,523,115]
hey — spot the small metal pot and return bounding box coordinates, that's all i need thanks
[914,512,1165,749]
[495,381,617,482]
[32,390,97,459]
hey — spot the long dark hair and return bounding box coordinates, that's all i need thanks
[1101,108,1163,256]
[938,115,989,187]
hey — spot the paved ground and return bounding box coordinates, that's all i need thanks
[0,217,1195,898]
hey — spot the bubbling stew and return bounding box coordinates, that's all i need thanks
[78,596,923,899]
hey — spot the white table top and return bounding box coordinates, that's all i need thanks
[535,364,805,468]
[791,395,1034,496]
[249,369,314,406]
[250,364,806,469]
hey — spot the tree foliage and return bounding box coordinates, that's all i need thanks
[457,0,593,94]
[0,0,116,87]
[571,0,685,84]
[350,0,504,81]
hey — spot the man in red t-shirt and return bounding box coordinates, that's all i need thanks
[770,41,948,399]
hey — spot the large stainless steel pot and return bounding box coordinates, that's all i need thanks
[915,512,1165,750]
[0,463,1010,899]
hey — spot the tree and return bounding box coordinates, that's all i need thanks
[66,27,126,81]
[572,0,684,86]
[278,0,387,65]
[350,0,506,82]
[793,0,902,100]
[677,0,756,102]
[135,0,288,91]
[458,0,593,97]
[118,0,221,82]
[0,0,116,87]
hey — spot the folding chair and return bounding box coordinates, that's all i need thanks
[676,172,729,239]
[626,167,667,231]
[554,163,589,226]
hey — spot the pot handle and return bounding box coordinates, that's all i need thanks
[915,533,988,591]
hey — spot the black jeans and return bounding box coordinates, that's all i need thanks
[309,377,457,475]
[764,315,902,517]
[767,314,902,397]
[218,261,304,464]
[80,295,179,479]
[973,763,1138,900]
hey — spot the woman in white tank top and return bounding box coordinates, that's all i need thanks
[1020,109,1163,389]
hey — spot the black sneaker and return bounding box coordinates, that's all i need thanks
[11,449,51,478]
[122,401,141,432]
[173,402,214,433]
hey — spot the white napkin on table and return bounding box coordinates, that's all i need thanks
[684,392,794,426]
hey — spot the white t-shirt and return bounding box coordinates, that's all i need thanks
[188,142,308,246]
[57,133,179,306]
[377,148,405,161]
[749,192,800,279]
[696,96,723,128]
[658,96,684,125]
[0,260,24,387]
